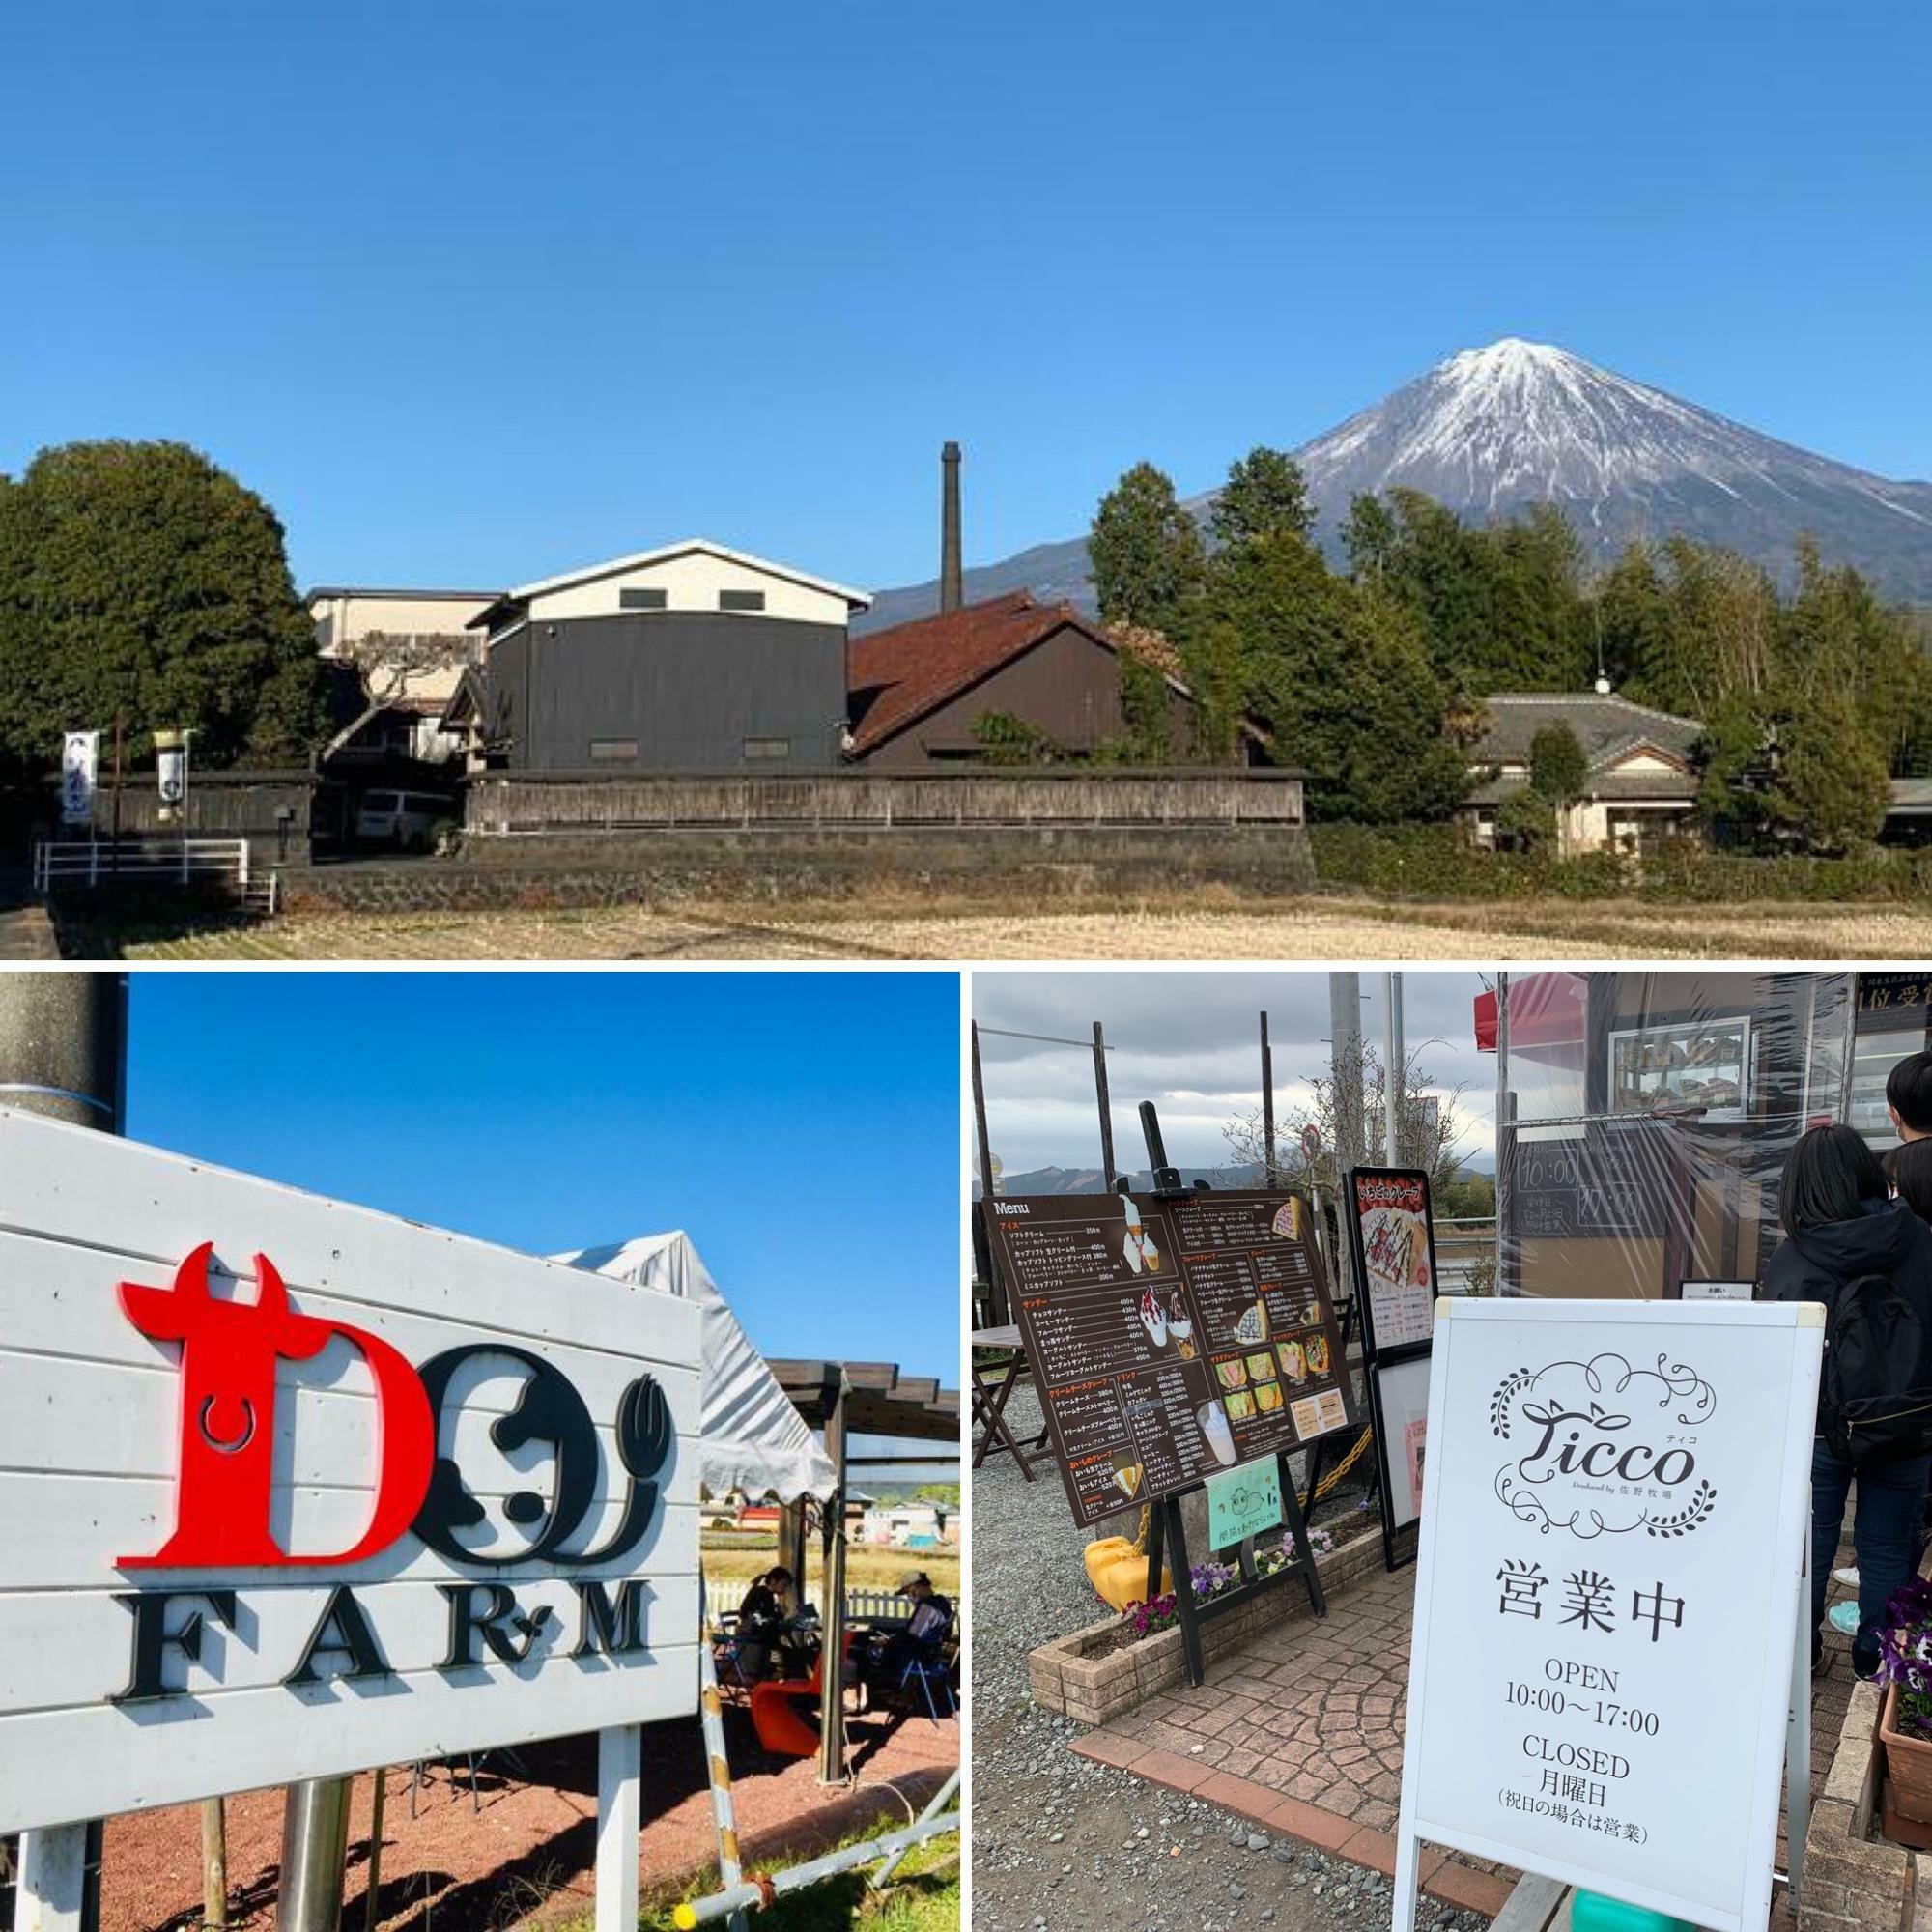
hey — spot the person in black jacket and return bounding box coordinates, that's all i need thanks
[1766,1124,1932,1679]
[734,1567,793,1682]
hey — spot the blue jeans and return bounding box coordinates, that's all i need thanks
[1810,1440,1932,1666]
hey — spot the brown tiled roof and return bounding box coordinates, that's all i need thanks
[847,593,1183,755]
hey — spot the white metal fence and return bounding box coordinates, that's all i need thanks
[31,838,255,895]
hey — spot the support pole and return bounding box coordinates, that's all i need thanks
[358,1777,384,1932]
[871,1771,961,1889]
[15,1828,90,1932]
[202,1798,228,1932]
[1093,1021,1116,1192]
[696,1580,751,1932]
[594,1728,641,1932]
[275,1778,352,1932]
[1383,972,1405,1167]
[5,973,126,1932]
[1494,972,1512,1298]
[1328,974,1363,1304]
[816,1378,850,1785]
[1261,1012,1277,1190]
[971,1022,1006,1322]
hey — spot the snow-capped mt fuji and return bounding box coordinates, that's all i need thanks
[1296,338,1932,554]
[857,340,1932,629]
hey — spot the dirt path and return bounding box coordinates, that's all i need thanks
[107,895,1932,961]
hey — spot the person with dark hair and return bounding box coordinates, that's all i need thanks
[1889,1139,1932,1228]
[1888,1052,1932,1144]
[735,1566,793,1682]
[1767,1123,1932,1678]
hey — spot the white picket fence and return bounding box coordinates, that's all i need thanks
[30,838,270,908]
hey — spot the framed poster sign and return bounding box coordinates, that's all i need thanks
[988,1190,1352,1526]
[1393,1297,1823,1932]
[1346,1167,1439,1360]
[1373,1355,1431,1532]
[0,1106,703,1839]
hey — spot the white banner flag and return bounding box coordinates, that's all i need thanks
[60,731,99,827]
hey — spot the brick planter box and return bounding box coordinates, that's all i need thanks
[1028,1523,1385,1726]
[1800,1675,1926,1930]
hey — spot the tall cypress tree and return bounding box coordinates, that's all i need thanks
[1089,462,1207,634]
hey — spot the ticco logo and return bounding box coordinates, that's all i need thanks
[1490,1351,1718,1541]
[111,1243,674,1703]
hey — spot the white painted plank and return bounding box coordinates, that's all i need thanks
[0,1474,699,1591]
[0,1640,698,1836]
[0,1348,699,1494]
[0,1226,700,1388]
[0,1572,701,1716]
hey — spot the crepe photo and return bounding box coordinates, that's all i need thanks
[1362,1205,1431,1292]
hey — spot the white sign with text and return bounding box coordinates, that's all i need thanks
[0,1105,703,1838]
[1393,1298,1822,1932]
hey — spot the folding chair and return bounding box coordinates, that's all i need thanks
[897,1644,957,1724]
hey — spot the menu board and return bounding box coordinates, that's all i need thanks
[1348,1168,1439,1357]
[989,1189,1353,1526]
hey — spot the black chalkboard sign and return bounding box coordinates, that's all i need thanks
[1510,1123,1673,1241]
[989,1189,1354,1527]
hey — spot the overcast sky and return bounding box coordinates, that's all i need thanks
[973,970,1497,1182]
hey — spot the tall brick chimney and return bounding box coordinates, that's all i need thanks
[940,440,963,613]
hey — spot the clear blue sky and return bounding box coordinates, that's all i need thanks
[5,0,1926,595]
[122,971,961,1392]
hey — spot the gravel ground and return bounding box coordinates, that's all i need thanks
[970,1384,1488,1932]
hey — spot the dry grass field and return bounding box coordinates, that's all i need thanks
[108,891,1932,961]
[700,1530,960,1605]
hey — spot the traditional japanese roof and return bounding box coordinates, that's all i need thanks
[1465,692,1704,806]
[1468,693,1703,766]
[844,591,1194,757]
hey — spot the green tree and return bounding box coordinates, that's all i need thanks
[1776,693,1889,852]
[1089,462,1206,634]
[0,440,325,771]
[1210,447,1313,550]
[1203,531,1467,822]
[1528,722,1589,804]
[971,711,1069,764]
[1100,646,1176,764]
[1341,493,1399,586]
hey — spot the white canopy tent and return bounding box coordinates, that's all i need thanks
[553,1229,838,1503]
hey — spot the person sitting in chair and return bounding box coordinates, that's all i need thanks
[735,1567,792,1682]
[877,1570,952,1681]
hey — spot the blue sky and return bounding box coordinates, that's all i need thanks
[121,972,962,1408]
[4,0,1927,595]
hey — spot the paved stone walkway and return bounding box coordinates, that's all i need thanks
[1073,1548,1857,1918]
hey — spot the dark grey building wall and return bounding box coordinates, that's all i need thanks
[487,612,848,773]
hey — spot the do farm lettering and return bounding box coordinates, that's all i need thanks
[113,1243,674,1700]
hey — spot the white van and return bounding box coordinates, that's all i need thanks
[355,790,451,852]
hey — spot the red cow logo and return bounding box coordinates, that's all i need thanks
[119,1241,435,1568]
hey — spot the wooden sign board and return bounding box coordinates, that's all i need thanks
[988,1190,1352,1525]
[0,1105,704,1837]
[1393,1297,1823,1932]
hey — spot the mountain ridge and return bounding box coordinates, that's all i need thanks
[856,340,1932,632]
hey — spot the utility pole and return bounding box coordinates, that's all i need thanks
[1382,973,1406,1168]
[1,973,126,1932]
[1328,974,1363,1304]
